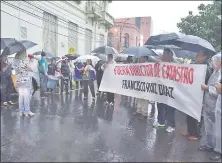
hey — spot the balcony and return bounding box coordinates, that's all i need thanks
[85,2,103,19]
[99,12,114,27]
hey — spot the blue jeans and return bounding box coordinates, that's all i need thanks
[18,88,31,113]
[157,103,176,128]
[39,73,47,95]
[200,111,216,149]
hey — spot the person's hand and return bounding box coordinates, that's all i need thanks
[201,84,208,90]
[216,82,221,93]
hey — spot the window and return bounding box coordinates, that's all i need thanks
[68,22,78,53]
[136,36,138,46]
[124,33,129,48]
[43,12,57,56]
[85,29,92,54]
[107,32,113,47]
[99,34,104,47]
[20,26,27,39]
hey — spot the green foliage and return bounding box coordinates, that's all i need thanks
[177,1,221,52]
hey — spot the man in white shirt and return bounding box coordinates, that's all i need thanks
[101,54,116,107]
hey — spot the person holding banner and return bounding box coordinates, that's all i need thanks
[133,56,149,119]
[209,80,221,161]
[101,54,116,108]
[153,48,176,132]
[198,53,221,153]
[183,50,213,140]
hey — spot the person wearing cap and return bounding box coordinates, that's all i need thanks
[101,54,116,108]
[12,51,35,117]
[38,52,48,98]
[153,48,177,132]
[133,56,149,120]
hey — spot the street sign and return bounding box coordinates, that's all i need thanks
[68,47,75,54]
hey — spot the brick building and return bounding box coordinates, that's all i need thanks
[108,16,152,52]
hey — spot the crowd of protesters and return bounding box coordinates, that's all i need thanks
[0,47,221,161]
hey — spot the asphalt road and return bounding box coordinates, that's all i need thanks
[1,89,213,162]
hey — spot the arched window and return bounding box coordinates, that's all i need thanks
[124,33,129,48]
[107,32,113,47]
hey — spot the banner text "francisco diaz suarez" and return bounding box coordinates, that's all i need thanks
[114,63,195,85]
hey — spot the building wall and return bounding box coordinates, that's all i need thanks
[108,23,141,52]
[111,16,152,47]
[1,1,113,57]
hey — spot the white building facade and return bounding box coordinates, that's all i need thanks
[1,1,114,56]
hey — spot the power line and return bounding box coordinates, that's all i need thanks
[22,1,98,34]
[1,1,103,40]
[1,9,103,43]
[3,1,137,41]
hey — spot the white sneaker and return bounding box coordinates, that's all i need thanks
[24,113,29,118]
[19,112,23,117]
[28,112,35,117]
[166,126,175,133]
[153,121,165,128]
[104,101,109,105]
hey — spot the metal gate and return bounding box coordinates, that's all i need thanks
[43,12,57,56]
[68,22,78,53]
[85,29,92,54]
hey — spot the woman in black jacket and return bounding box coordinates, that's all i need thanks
[95,60,104,94]
[0,55,15,106]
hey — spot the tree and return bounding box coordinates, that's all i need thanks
[177,1,221,52]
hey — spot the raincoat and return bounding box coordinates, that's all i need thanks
[200,53,221,149]
[214,94,221,153]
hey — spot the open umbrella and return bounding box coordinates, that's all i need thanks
[75,55,100,66]
[1,38,17,50]
[123,46,156,57]
[91,53,107,61]
[65,54,80,60]
[33,51,53,58]
[169,35,216,55]
[1,40,37,56]
[91,45,118,55]
[144,33,185,46]
[115,54,130,62]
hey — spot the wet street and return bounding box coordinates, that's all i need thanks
[1,89,212,162]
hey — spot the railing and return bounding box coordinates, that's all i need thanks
[105,12,114,24]
[86,2,102,17]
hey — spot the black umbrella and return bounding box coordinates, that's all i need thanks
[65,54,80,60]
[91,45,118,55]
[92,53,107,61]
[172,49,196,59]
[1,38,17,50]
[169,35,216,55]
[144,33,184,46]
[1,40,37,56]
[33,51,53,58]
[115,54,130,62]
[123,46,156,57]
